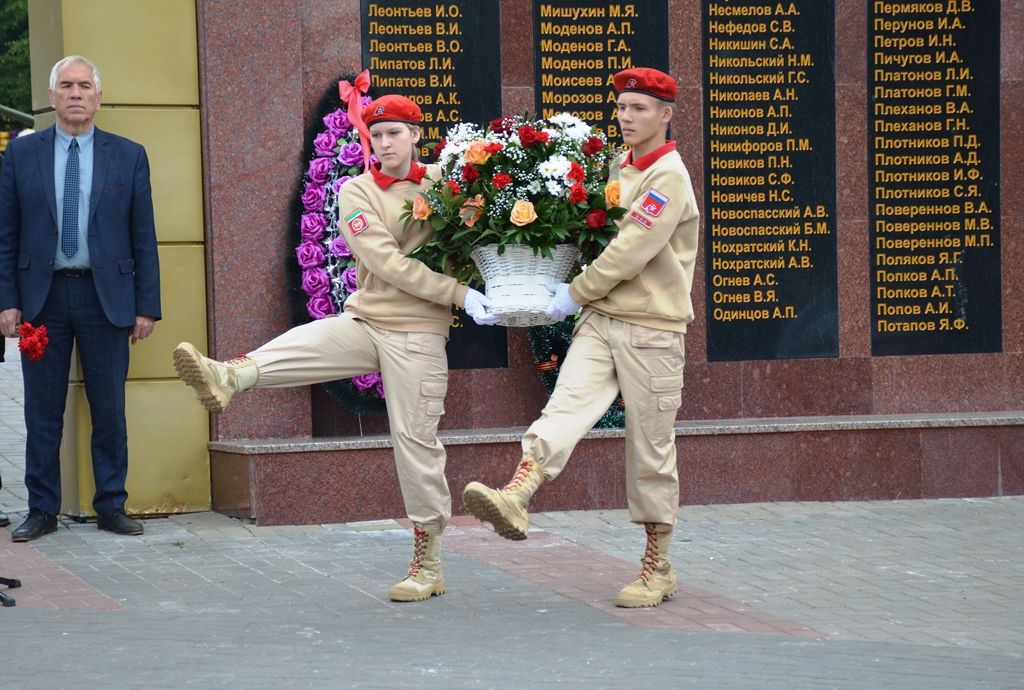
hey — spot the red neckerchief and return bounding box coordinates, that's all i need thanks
[620,140,677,171]
[370,161,427,190]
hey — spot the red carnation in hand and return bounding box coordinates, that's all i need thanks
[568,183,588,204]
[582,136,603,156]
[517,125,538,147]
[462,165,480,182]
[17,322,49,361]
[446,179,462,195]
[491,173,512,189]
[567,161,586,183]
[586,209,608,229]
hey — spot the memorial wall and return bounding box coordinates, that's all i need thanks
[196,0,1021,444]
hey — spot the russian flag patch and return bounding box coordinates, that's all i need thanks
[346,209,369,236]
[639,188,669,217]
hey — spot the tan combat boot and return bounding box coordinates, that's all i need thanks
[172,342,259,413]
[462,456,545,541]
[389,526,445,602]
[614,523,678,608]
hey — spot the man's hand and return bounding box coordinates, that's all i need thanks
[0,308,22,338]
[131,316,156,344]
[463,288,501,326]
[543,283,580,321]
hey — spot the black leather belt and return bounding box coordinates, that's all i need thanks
[56,268,91,277]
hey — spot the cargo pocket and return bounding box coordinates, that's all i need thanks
[643,374,682,440]
[405,332,445,361]
[630,323,676,351]
[412,378,447,441]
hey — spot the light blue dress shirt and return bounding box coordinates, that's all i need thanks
[54,125,94,270]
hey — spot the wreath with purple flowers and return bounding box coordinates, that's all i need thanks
[289,74,387,415]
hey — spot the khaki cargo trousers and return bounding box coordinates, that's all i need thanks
[247,313,451,532]
[523,310,684,526]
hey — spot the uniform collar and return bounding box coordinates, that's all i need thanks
[621,140,677,171]
[370,161,427,189]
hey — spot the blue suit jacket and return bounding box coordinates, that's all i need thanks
[0,126,160,328]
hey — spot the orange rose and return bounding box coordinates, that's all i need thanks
[464,140,492,166]
[509,199,538,227]
[459,194,486,227]
[605,181,621,207]
[412,194,432,220]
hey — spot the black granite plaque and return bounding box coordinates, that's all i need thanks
[702,0,838,361]
[361,0,508,369]
[533,0,669,141]
[868,0,1001,356]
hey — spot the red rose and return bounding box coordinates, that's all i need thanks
[568,183,588,204]
[582,136,603,156]
[446,179,462,195]
[586,209,608,229]
[567,161,585,183]
[434,137,447,156]
[485,142,504,153]
[518,125,537,147]
[492,173,512,189]
[462,165,480,182]
[535,131,550,144]
[490,117,512,134]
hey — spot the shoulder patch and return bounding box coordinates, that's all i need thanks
[345,208,369,236]
[628,209,653,229]
[639,188,669,217]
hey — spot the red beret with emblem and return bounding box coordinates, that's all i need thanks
[363,94,423,126]
[613,67,677,102]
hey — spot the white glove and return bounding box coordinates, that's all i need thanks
[463,288,501,326]
[544,283,581,321]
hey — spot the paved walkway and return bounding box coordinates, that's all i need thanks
[1,338,1023,689]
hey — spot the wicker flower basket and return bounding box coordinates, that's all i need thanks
[470,244,581,327]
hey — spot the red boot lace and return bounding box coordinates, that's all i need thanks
[637,524,659,583]
[225,354,252,366]
[502,460,535,491]
[406,527,428,577]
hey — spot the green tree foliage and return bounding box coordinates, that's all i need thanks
[0,0,30,114]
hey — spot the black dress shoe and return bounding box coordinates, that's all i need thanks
[0,510,9,528]
[97,510,143,535]
[12,510,58,542]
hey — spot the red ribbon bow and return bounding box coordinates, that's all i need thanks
[339,70,373,173]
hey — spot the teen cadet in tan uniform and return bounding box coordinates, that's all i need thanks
[173,95,499,602]
[463,68,700,608]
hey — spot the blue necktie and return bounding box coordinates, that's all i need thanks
[62,138,80,258]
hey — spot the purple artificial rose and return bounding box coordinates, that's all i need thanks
[338,142,363,167]
[296,241,326,270]
[301,267,331,297]
[332,175,353,194]
[313,130,338,157]
[300,213,328,241]
[307,294,337,319]
[306,157,334,185]
[361,96,373,108]
[369,154,379,166]
[329,235,352,258]
[301,183,326,212]
[341,267,359,293]
[352,372,385,397]
[323,109,352,136]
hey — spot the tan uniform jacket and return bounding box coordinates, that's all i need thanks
[338,163,468,337]
[568,143,700,333]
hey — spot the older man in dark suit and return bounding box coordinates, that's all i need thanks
[0,56,160,541]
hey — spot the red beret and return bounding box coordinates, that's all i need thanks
[613,68,676,102]
[363,95,423,126]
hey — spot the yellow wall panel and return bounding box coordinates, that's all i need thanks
[63,381,211,517]
[60,0,199,106]
[129,245,208,380]
[28,0,63,112]
[93,108,204,243]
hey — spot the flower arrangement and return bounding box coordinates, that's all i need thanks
[403,112,625,284]
[17,322,48,361]
[295,76,384,400]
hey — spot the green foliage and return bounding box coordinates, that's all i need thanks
[0,0,31,116]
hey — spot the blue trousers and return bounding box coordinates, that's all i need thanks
[21,273,132,515]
